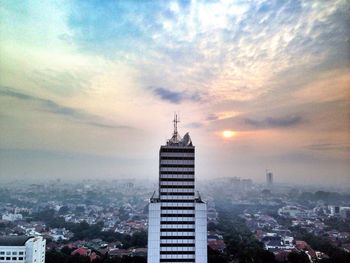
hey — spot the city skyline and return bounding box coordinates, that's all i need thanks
[0,1,349,185]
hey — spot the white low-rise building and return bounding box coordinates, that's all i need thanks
[1,214,23,222]
[0,236,45,263]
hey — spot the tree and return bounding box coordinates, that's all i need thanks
[214,206,277,263]
[208,246,229,263]
[130,231,147,247]
[67,254,90,263]
[207,222,217,231]
[45,251,68,263]
[59,206,69,214]
[287,251,310,263]
[61,246,74,255]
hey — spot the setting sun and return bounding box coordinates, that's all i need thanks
[222,130,236,138]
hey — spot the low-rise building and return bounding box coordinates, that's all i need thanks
[0,236,45,263]
[1,214,23,222]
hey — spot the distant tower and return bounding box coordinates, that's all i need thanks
[147,115,207,263]
[266,170,273,187]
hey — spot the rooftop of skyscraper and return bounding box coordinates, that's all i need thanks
[166,115,193,147]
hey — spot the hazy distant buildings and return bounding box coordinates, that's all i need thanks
[266,170,273,187]
[329,205,340,216]
[0,236,45,263]
[329,205,350,219]
[147,116,207,263]
[278,206,309,219]
[340,207,350,220]
[229,177,241,186]
[241,179,253,191]
[228,177,253,192]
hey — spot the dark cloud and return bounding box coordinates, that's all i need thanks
[44,100,86,118]
[0,86,131,129]
[244,115,304,129]
[150,86,201,104]
[0,88,35,101]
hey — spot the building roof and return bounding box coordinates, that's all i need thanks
[167,132,193,147]
[166,115,193,147]
[0,236,33,246]
[208,240,226,251]
[71,247,90,256]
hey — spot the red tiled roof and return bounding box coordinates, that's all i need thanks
[72,247,90,256]
[90,252,98,261]
[208,240,226,251]
[295,241,316,258]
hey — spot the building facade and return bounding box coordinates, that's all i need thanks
[0,236,46,263]
[148,117,207,263]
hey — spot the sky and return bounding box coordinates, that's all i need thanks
[0,0,349,185]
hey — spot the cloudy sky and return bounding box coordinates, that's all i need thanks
[0,0,349,185]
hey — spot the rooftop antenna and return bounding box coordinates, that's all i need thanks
[173,113,180,140]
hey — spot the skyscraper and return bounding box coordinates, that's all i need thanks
[147,116,207,263]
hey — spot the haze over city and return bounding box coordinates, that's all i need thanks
[0,0,349,186]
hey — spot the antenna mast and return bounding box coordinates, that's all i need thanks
[173,114,180,142]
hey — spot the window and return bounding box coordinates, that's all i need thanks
[19,252,24,255]
[19,257,24,260]
[12,257,17,260]
[0,257,4,260]
[6,257,11,260]
[12,251,17,255]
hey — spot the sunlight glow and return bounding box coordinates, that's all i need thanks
[222,130,236,138]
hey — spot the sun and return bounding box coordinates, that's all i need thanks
[222,130,236,138]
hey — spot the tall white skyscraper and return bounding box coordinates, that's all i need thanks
[148,116,207,263]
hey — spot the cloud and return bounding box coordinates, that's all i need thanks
[244,114,304,129]
[150,86,201,104]
[206,114,219,121]
[306,143,350,152]
[31,69,90,96]
[65,1,156,57]
[271,151,318,163]
[185,122,203,129]
[1,0,349,183]
[0,87,131,129]
[0,147,136,162]
[207,111,241,121]
[55,0,350,107]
